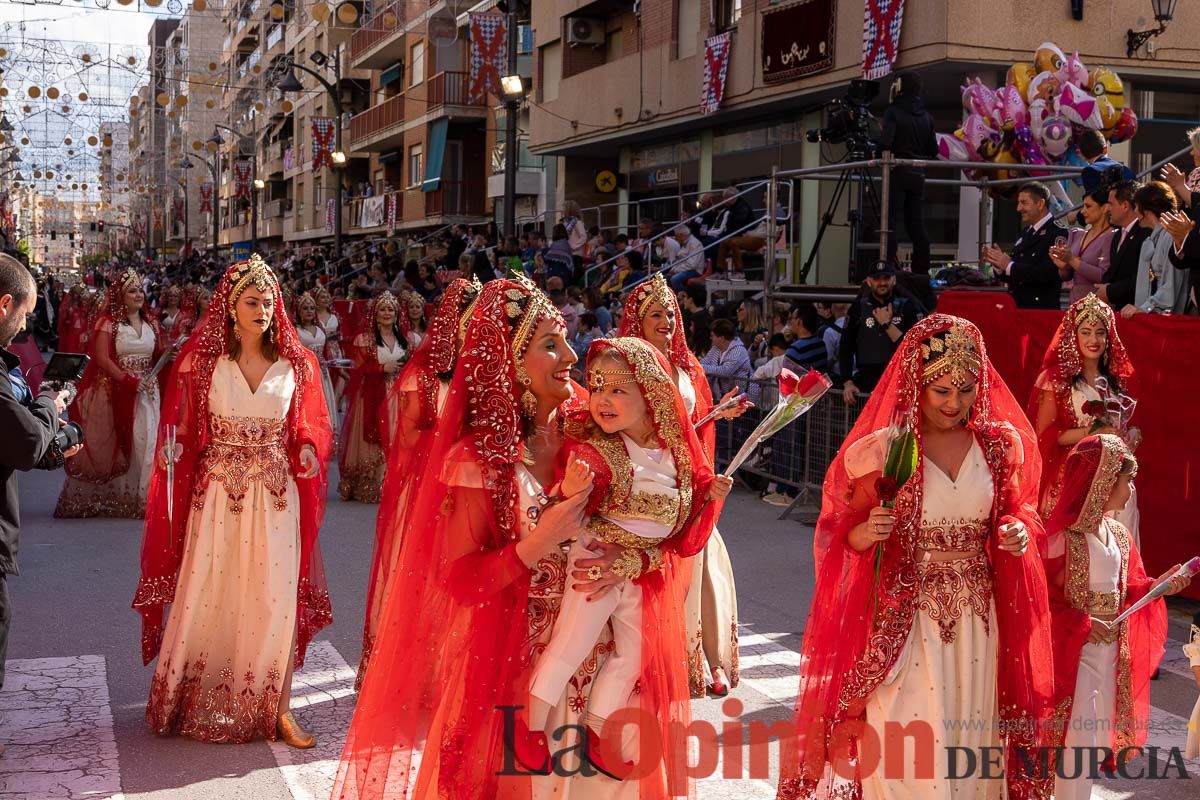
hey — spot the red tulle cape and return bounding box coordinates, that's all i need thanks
[132,263,334,669]
[64,313,162,485]
[776,314,1054,800]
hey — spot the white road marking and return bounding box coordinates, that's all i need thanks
[0,654,124,800]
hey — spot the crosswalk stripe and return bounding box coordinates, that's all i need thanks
[267,640,358,800]
[0,655,124,800]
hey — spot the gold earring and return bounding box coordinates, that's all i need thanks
[516,365,536,418]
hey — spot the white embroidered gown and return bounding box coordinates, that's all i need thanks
[145,356,301,742]
[297,323,337,433]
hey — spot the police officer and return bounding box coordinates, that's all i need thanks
[839,260,926,405]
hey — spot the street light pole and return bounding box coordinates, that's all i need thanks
[503,11,518,239]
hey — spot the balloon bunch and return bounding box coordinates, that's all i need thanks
[937,42,1138,209]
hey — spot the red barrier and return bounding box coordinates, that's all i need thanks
[939,290,1200,596]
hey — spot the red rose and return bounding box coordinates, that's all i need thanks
[778,368,800,398]
[795,368,832,398]
[875,476,900,503]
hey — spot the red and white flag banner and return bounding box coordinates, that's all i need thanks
[234,160,253,201]
[199,182,214,214]
[700,32,733,115]
[312,117,335,170]
[153,208,163,230]
[862,0,906,80]
[172,197,185,225]
[468,13,507,102]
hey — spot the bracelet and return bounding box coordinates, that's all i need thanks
[610,549,643,580]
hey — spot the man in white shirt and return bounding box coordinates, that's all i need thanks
[664,225,706,291]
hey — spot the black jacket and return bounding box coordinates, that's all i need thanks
[1103,223,1152,310]
[839,290,926,381]
[0,348,61,576]
[1167,190,1200,297]
[879,95,937,162]
[725,197,758,238]
[1005,219,1069,309]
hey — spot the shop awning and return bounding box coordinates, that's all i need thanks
[380,62,403,87]
[422,118,449,193]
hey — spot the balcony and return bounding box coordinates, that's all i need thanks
[427,72,487,121]
[425,179,485,219]
[349,93,406,153]
[266,198,291,218]
[263,23,285,56]
[349,1,405,70]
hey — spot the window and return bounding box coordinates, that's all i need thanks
[408,144,423,188]
[410,41,425,86]
[539,42,561,103]
[676,0,700,59]
[716,0,742,32]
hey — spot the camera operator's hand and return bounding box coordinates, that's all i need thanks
[38,389,70,414]
[63,444,83,459]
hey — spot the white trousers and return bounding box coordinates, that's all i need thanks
[530,535,647,725]
[1053,639,1118,800]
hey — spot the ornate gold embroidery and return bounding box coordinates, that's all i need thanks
[914,553,993,643]
[1086,590,1121,615]
[915,518,988,552]
[118,354,153,375]
[146,654,283,743]
[1064,438,1130,611]
[587,517,668,551]
[607,490,680,528]
[195,413,290,514]
[920,321,982,387]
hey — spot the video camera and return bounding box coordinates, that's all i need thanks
[805,79,881,159]
[34,352,89,469]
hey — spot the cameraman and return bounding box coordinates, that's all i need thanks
[879,72,937,275]
[0,254,68,690]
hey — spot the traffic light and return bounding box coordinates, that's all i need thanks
[98,221,105,233]
[50,230,56,240]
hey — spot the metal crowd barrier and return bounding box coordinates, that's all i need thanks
[712,382,868,520]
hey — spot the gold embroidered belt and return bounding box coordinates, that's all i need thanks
[118,354,153,378]
[588,517,669,551]
[914,518,988,553]
[604,490,680,528]
[914,552,992,645]
[195,414,290,514]
[1087,590,1122,616]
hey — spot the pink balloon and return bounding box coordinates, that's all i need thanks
[1040,116,1072,158]
[961,78,997,119]
[1057,83,1102,129]
[992,85,1029,130]
[1055,51,1088,88]
[937,132,970,162]
[1014,124,1051,175]
[962,114,1001,159]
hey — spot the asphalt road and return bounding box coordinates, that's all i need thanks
[2,466,1198,799]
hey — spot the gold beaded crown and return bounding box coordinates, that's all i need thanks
[226,254,279,314]
[1072,293,1110,330]
[505,269,562,357]
[635,273,677,319]
[373,291,400,315]
[118,268,140,292]
[920,321,983,387]
[587,365,638,391]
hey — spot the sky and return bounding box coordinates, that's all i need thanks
[0,2,158,50]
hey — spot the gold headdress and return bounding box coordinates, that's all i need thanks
[226,254,279,315]
[118,268,141,293]
[373,291,400,316]
[505,269,561,358]
[1072,293,1110,330]
[635,273,676,319]
[920,321,983,387]
[587,364,638,392]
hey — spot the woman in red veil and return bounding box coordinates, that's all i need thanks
[355,276,481,686]
[1042,434,1181,800]
[133,255,333,747]
[776,314,1053,800]
[338,291,409,502]
[333,276,680,800]
[56,269,163,518]
[618,273,746,696]
[1030,294,1139,541]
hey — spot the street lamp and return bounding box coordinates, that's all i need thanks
[499,8,523,238]
[0,115,12,133]
[275,49,345,259]
[252,177,265,254]
[180,152,220,255]
[1127,0,1178,56]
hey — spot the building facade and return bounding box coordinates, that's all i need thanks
[529,0,1200,283]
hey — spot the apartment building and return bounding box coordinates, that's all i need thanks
[529,0,1200,282]
[344,0,547,241]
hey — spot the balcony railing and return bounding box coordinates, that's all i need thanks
[267,198,291,218]
[350,1,405,60]
[265,24,284,51]
[427,71,483,110]
[425,179,484,217]
[349,93,405,147]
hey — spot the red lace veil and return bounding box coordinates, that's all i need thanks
[357,277,482,683]
[132,256,334,668]
[64,270,162,485]
[1042,435,1166,759]
[618,274,716,454]
[332,277,572,800]
[1029,294,1134,515]
[776,314,1054,800]
[340,291,406,458]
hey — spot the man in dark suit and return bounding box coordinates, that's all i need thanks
[1096,180,1148,310]
[982,182,1068,309]
[1160,163,1200,306]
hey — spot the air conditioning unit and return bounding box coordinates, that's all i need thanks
[566,17,605,46]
